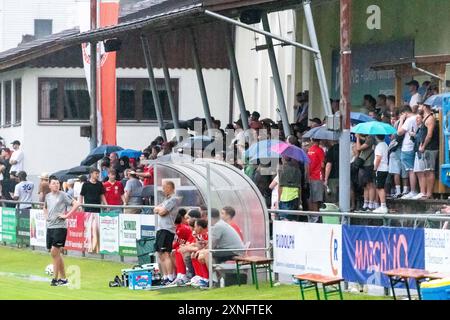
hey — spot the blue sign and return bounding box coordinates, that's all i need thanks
[342,225,425,288]
[331,39,414,107]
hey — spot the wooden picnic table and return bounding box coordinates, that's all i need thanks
[384,268,437,300]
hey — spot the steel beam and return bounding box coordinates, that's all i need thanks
[141,35,167,141]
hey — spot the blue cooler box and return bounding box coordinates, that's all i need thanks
[128,270,152,290]
[421,278,450,300]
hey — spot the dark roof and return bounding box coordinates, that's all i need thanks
[0,28,79,71]
[0,0,298,72]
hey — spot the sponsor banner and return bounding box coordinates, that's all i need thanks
[2,207,17,244]
[140,215,155,239]
[342,225,425,288]
[30,209,47,247]
[17,209,30,246]
[99,211,120,255]
[425,228,450,273]
[65,212,86,251]
[0,208,2,242]
[119,214,141,256]
[273,221,342,277]
[84,212,100,254]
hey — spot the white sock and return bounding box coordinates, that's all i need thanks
[168,274,175,281]
[369,202,374,209]
[363,201,369,208]
[381,203,387,208]
[163,276,168,281]
[395,186,401,194]
[403,187,409,194]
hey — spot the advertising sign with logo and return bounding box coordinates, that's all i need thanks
[425,229,450,273]
[84,212,100,253]
[99,211,120,255]
[17,209,30,246]
[30,209,47,247]
[119,214,141,256]
[342,225,425,288]
[273,221,342,276]
[2,207,17,244]
[65,212,86,251]
[140,214,155,239]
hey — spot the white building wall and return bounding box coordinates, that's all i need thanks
[0,0,80,51]
[0,66,230,183]
[234,10,296,122]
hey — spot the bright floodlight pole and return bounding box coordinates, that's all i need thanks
[339,0,352,215]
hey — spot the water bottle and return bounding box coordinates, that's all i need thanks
[220,277,225,288]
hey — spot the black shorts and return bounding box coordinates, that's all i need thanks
[154,230,175,253]
[46,228,67,250]
[375,171,388,189]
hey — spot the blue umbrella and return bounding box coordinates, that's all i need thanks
[80,145,123,166]
[245,140,281,160]
[302,126,339,141]
[424,93,450,108]
[117,149,142,159]
[351,121,396,135]
[351,112,376,124]
[271,142,310,164]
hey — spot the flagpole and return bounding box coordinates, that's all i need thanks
[89,0,98,151]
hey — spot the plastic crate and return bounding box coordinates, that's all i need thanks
[128,270,152,290]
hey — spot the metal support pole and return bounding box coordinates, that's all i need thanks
[261,13,292,137]
[339,0,352,214]
[224,25,249,130]
[303,0,333,116]
[141,35,167,141]
[89,0,98,151]
[207,162,213,289]
[157,36,181,142]
[204,10,318,54]
[189,29,214,133]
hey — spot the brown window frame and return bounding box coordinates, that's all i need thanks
[14,79,21,125]
[117,78,179,123]
[4,80,12,127]
[38,77,90,123]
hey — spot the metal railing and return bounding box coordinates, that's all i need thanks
[0,199,155,210]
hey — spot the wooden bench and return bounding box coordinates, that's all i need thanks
[383,268,435,300]
[295,273,344,300]
[233,256,273,290]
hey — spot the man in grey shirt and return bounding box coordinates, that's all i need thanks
[197,208,245,271]
[44,176,81,287]
[124,171,143,214]
[153,180,179,285]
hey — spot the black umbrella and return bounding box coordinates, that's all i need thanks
[163,120,189,130]
[80,145,123,166]
[51,170,79,182]
[67,165,92,175]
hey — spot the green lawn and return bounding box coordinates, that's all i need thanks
[0,246,389,300]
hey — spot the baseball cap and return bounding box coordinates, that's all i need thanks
[309,118,322,125]
[39,172,50,180]
[405,80,420,88]
[10,140,20,146]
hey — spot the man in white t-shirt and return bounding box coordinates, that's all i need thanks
[13,171,34,209]
[373,135,389,213]
[397,105,418,199]
[9,140,24,173]
[406,80,422,113]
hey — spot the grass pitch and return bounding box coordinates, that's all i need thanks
[0,246,389,300]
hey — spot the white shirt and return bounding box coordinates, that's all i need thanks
[374,142,389,172]
[14,181,34,209]
[10,149,24,172]
[401,115,418,152]
[409,92,422,108]
[73,182,83,200]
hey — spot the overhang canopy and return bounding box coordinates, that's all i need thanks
[371,54,450,77]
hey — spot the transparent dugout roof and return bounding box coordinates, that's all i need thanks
[153,157,269,252]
